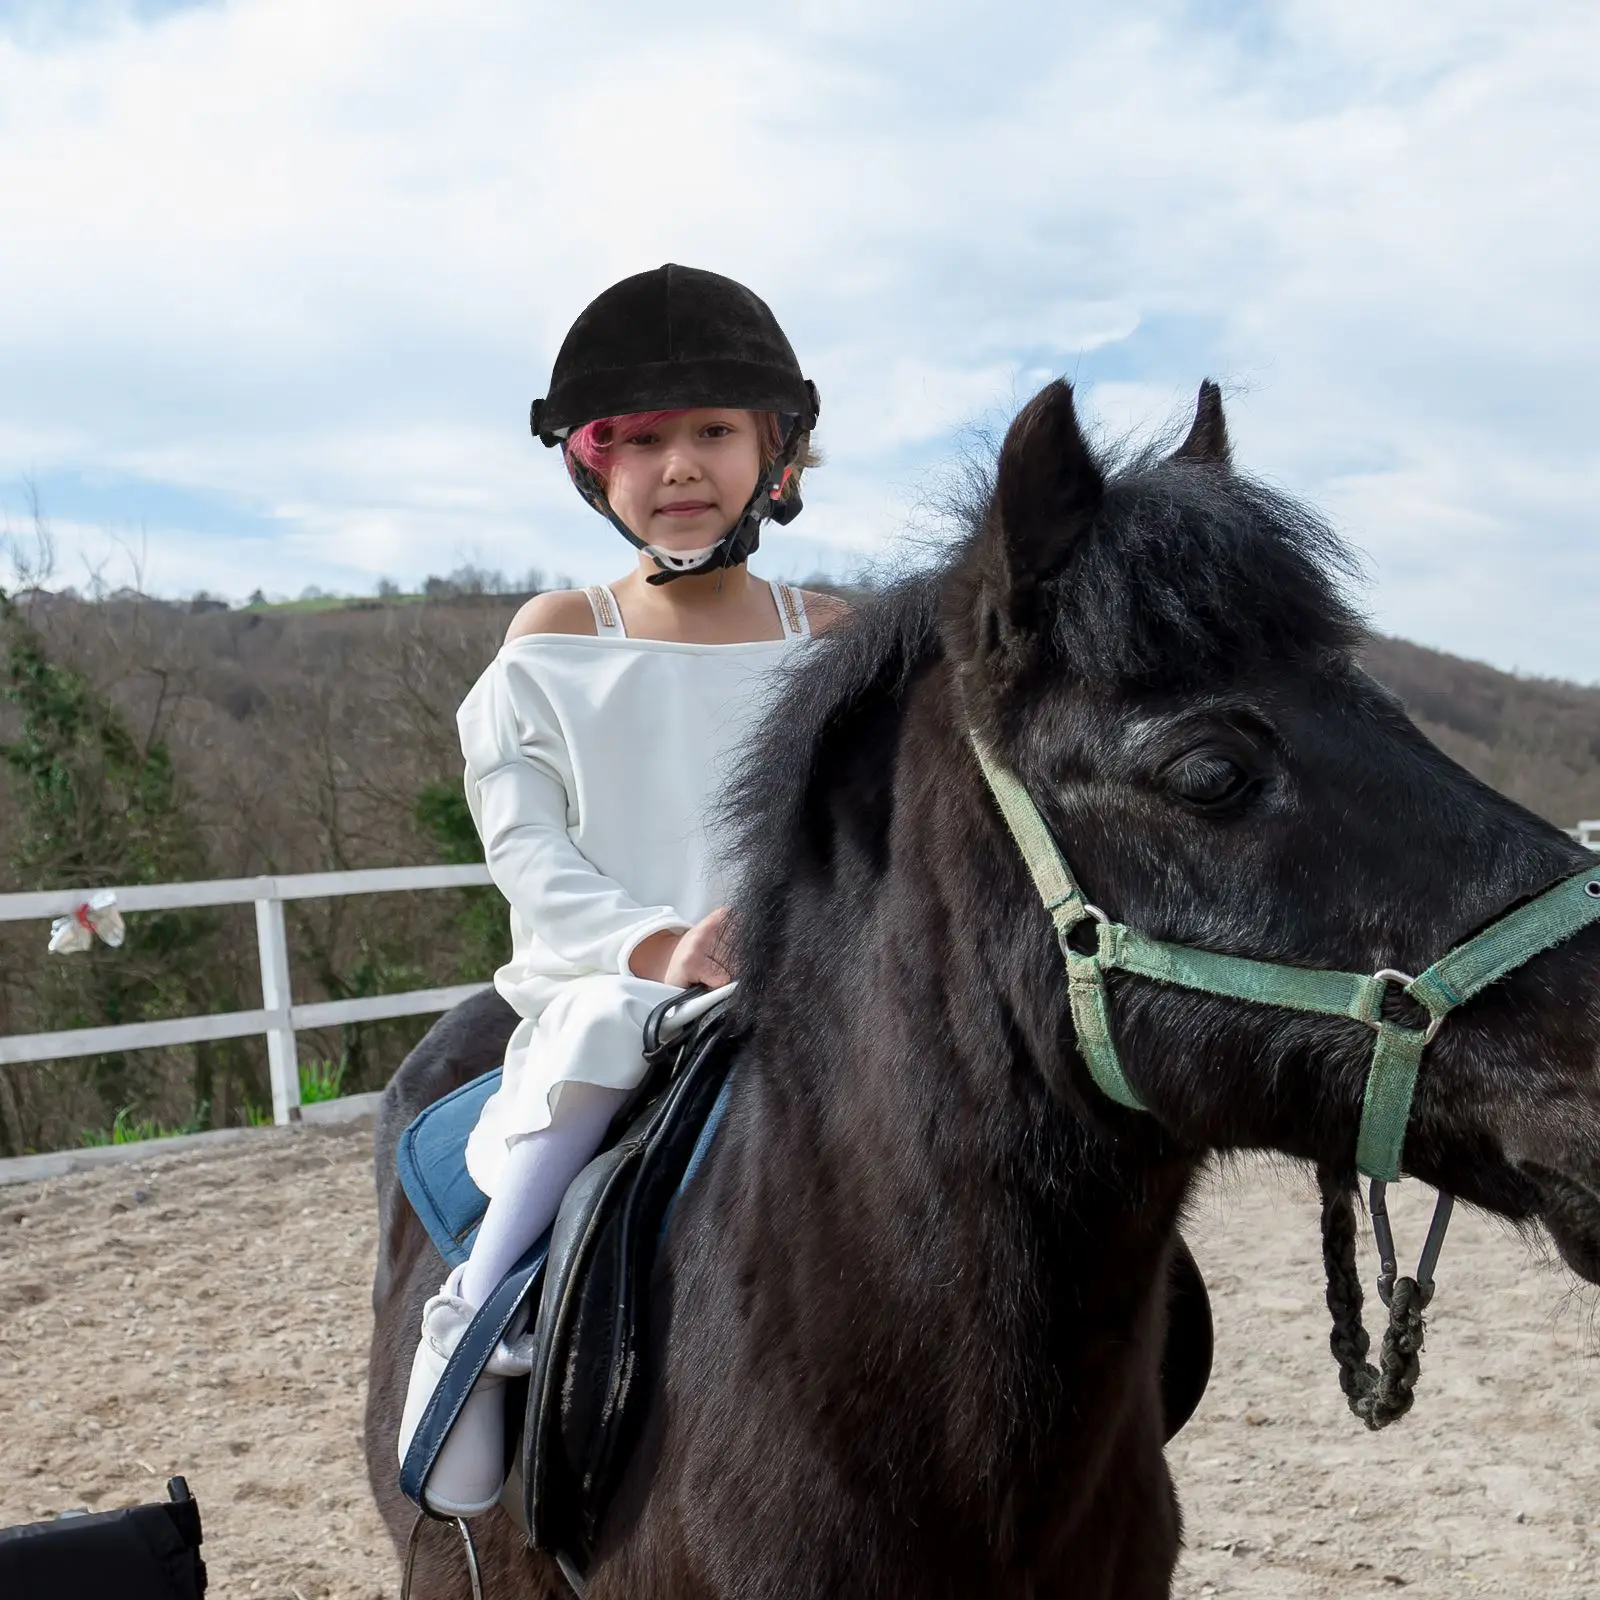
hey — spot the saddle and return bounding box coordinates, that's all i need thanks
[396,990,736,1583]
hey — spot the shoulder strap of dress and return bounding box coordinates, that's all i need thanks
[584,585,628,638]
[771,581,811,641]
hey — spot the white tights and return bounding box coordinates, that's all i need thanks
[458,1079,630,1308]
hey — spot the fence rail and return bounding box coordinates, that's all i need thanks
[0,865,495,1124]
[3,823,1599,1127]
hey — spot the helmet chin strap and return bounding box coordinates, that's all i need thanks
[644,541,722,573]
[562,419,807,587]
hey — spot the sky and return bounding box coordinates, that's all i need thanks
[1,0,1596,682]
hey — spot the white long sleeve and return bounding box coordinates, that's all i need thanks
[468,759,687,974]
[459,651,688,976]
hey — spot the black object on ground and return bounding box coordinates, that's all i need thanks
[0,1475,206,1598]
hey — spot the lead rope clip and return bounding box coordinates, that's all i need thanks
[1368,1179,1455,1309]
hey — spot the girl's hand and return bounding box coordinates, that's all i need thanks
[666,906,735,988]
[631,907,735,988]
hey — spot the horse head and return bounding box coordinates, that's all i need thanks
[946,376,1600,1282]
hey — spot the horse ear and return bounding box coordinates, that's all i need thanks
[1172,379,1230,466]
[990,378,1104,610]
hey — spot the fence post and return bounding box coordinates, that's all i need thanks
[255,892,301,1125]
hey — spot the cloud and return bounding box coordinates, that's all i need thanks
[1,0,1596,681]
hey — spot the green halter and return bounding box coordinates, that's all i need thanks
[971,737,1600,1182]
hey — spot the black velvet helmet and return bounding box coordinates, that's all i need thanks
[531,265,818,443]
[530,265,820,583]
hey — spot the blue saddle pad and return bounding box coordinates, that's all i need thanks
[394,1063,734,1272]
[395,1068,501,1268]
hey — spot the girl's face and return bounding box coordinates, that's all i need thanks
[600,409,764,552]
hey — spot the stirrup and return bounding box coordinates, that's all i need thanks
[401,1511,483,1600]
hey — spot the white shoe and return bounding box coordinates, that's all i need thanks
[397,1265,534,1517]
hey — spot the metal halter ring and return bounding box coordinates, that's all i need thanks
[1372,969,1443,1044]
[1080,902,1111,925]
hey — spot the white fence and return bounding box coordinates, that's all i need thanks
[0,865,494,1125]
[3,821,1599,1128]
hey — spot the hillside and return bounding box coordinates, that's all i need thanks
[0,587,1595,1155]
[1361,636,1599,830]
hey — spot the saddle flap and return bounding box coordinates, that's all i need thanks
[522,1013,736,1566]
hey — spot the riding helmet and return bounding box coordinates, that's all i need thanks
[530,265,820,583]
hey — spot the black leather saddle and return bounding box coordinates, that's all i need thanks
[1162,1232,1212,1440]
[521,1001,734,1570]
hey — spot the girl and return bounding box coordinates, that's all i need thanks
[397,264,843,1515]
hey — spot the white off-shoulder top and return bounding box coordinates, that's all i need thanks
[457,580,810,1192]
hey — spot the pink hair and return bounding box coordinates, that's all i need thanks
[566,409,784,483]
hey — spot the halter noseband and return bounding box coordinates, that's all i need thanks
[970,734,1600,1183]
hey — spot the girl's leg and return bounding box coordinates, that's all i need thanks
[399,1076,630,1516]
[460,1078,630,1305]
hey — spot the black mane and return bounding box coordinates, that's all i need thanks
[726,450,1367,994]
[1043,455,1365,688]
[721,563,944,1001]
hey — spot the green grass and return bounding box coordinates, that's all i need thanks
[244,593,433,613]
[240,1058,348,1126]
[79,1102,210,1147]
[79,1057,351,1144]
[298,1057,346,1104]
[245,595,418,613]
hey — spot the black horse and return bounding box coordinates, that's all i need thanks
[365,379,1600,1598]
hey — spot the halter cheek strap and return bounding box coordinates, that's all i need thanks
[970,735,1600,1183]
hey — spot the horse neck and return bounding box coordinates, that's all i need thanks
[733,675,1193,1518]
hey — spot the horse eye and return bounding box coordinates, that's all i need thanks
[1167,753,1251,808]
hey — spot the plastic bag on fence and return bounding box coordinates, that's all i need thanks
[47,890,127,956]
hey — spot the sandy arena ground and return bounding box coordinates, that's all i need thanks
[1,1119,1596,1598]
